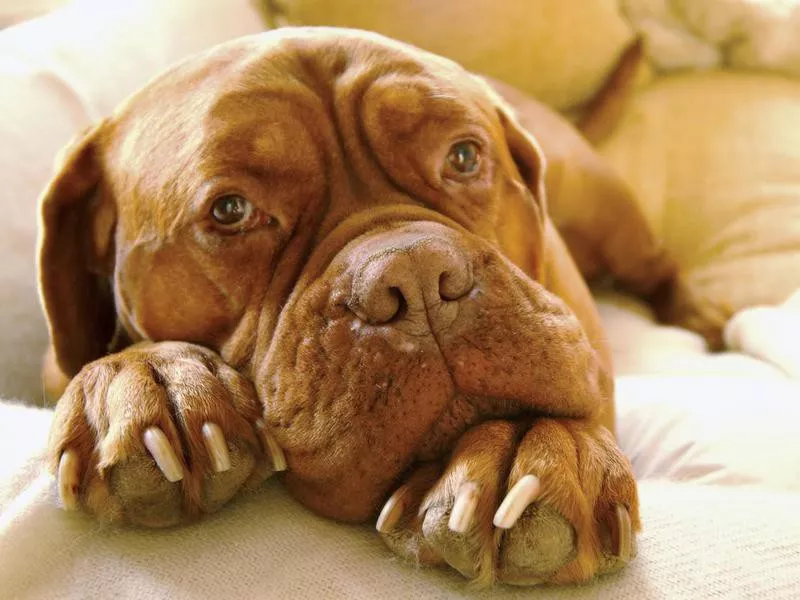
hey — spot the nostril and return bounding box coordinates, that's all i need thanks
[352,284,408,325]
[439,264,474,301]
[388,286,408,322]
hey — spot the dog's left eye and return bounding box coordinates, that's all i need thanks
[446,141,481,176]
[211,194,252,226]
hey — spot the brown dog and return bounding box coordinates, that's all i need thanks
[38,28,720,586]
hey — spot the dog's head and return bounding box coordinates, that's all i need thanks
[38,28,608,520]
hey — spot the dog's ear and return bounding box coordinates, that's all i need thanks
[37,122,117,377]
[476,77,549,280]
[496,102,548,215]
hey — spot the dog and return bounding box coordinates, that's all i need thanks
[37,27,723,586]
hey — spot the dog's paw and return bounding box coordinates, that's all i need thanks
[377,419,639,586]
[49,342,285,527]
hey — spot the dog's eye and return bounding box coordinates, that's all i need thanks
[446,141,481,175]
[211,194,252,226]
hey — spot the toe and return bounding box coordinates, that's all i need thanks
[497,419,599,584]
[376,463,445,567]
[420,420,523,585]
[109,457,184,528]
[498,505,576,585]
[202,440,257,513]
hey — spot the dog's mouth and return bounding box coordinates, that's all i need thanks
[257,220,608,522]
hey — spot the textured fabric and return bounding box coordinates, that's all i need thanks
[599,72,800,315]
[616,376,800,489]
[1,398,799,599]
[268,0,635,111]
[0,0,265,402]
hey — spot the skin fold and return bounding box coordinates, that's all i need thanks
[38,28,724,585]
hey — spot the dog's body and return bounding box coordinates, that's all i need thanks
[38,28,721,585]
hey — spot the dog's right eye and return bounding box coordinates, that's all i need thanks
[211,194,252,226]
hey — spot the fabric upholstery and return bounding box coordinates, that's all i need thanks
[268,0,635,111]
[599,72,800,315]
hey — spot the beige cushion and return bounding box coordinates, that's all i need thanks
[599,72,800,314]
[270,0,635,111]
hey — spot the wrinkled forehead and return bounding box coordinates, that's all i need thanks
[100,29,496,231]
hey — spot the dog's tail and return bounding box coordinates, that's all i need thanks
[577,37,646,146]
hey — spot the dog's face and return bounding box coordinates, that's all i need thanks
[39,29,606,520]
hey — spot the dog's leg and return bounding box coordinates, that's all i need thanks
[42,344,71,403]
[548,157,730,349]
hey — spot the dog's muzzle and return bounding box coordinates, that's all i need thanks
[260,219,606,521]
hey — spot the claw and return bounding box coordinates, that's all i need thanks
[376,485,410,534]
[201,422,231,472]
[493,474,541,529]
[448,481,478,534]
[58,450,80,510]
[143,427,184,482]
[612,504,633,562]
[256,420,287,472]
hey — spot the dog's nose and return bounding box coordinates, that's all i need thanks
[349,238,474,325]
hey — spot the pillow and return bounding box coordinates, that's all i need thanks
[266,0,636,111]
[599,71,800,315]
[622,0,800,77]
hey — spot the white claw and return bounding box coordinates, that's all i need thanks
[143,427,184,482]
[376,485,409,534]
[58,450,80,510]
[614,504,633,561]
[493,474,541,529]
[202,422,231,472]
[448,482,479,534]
[256,420,287,472]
